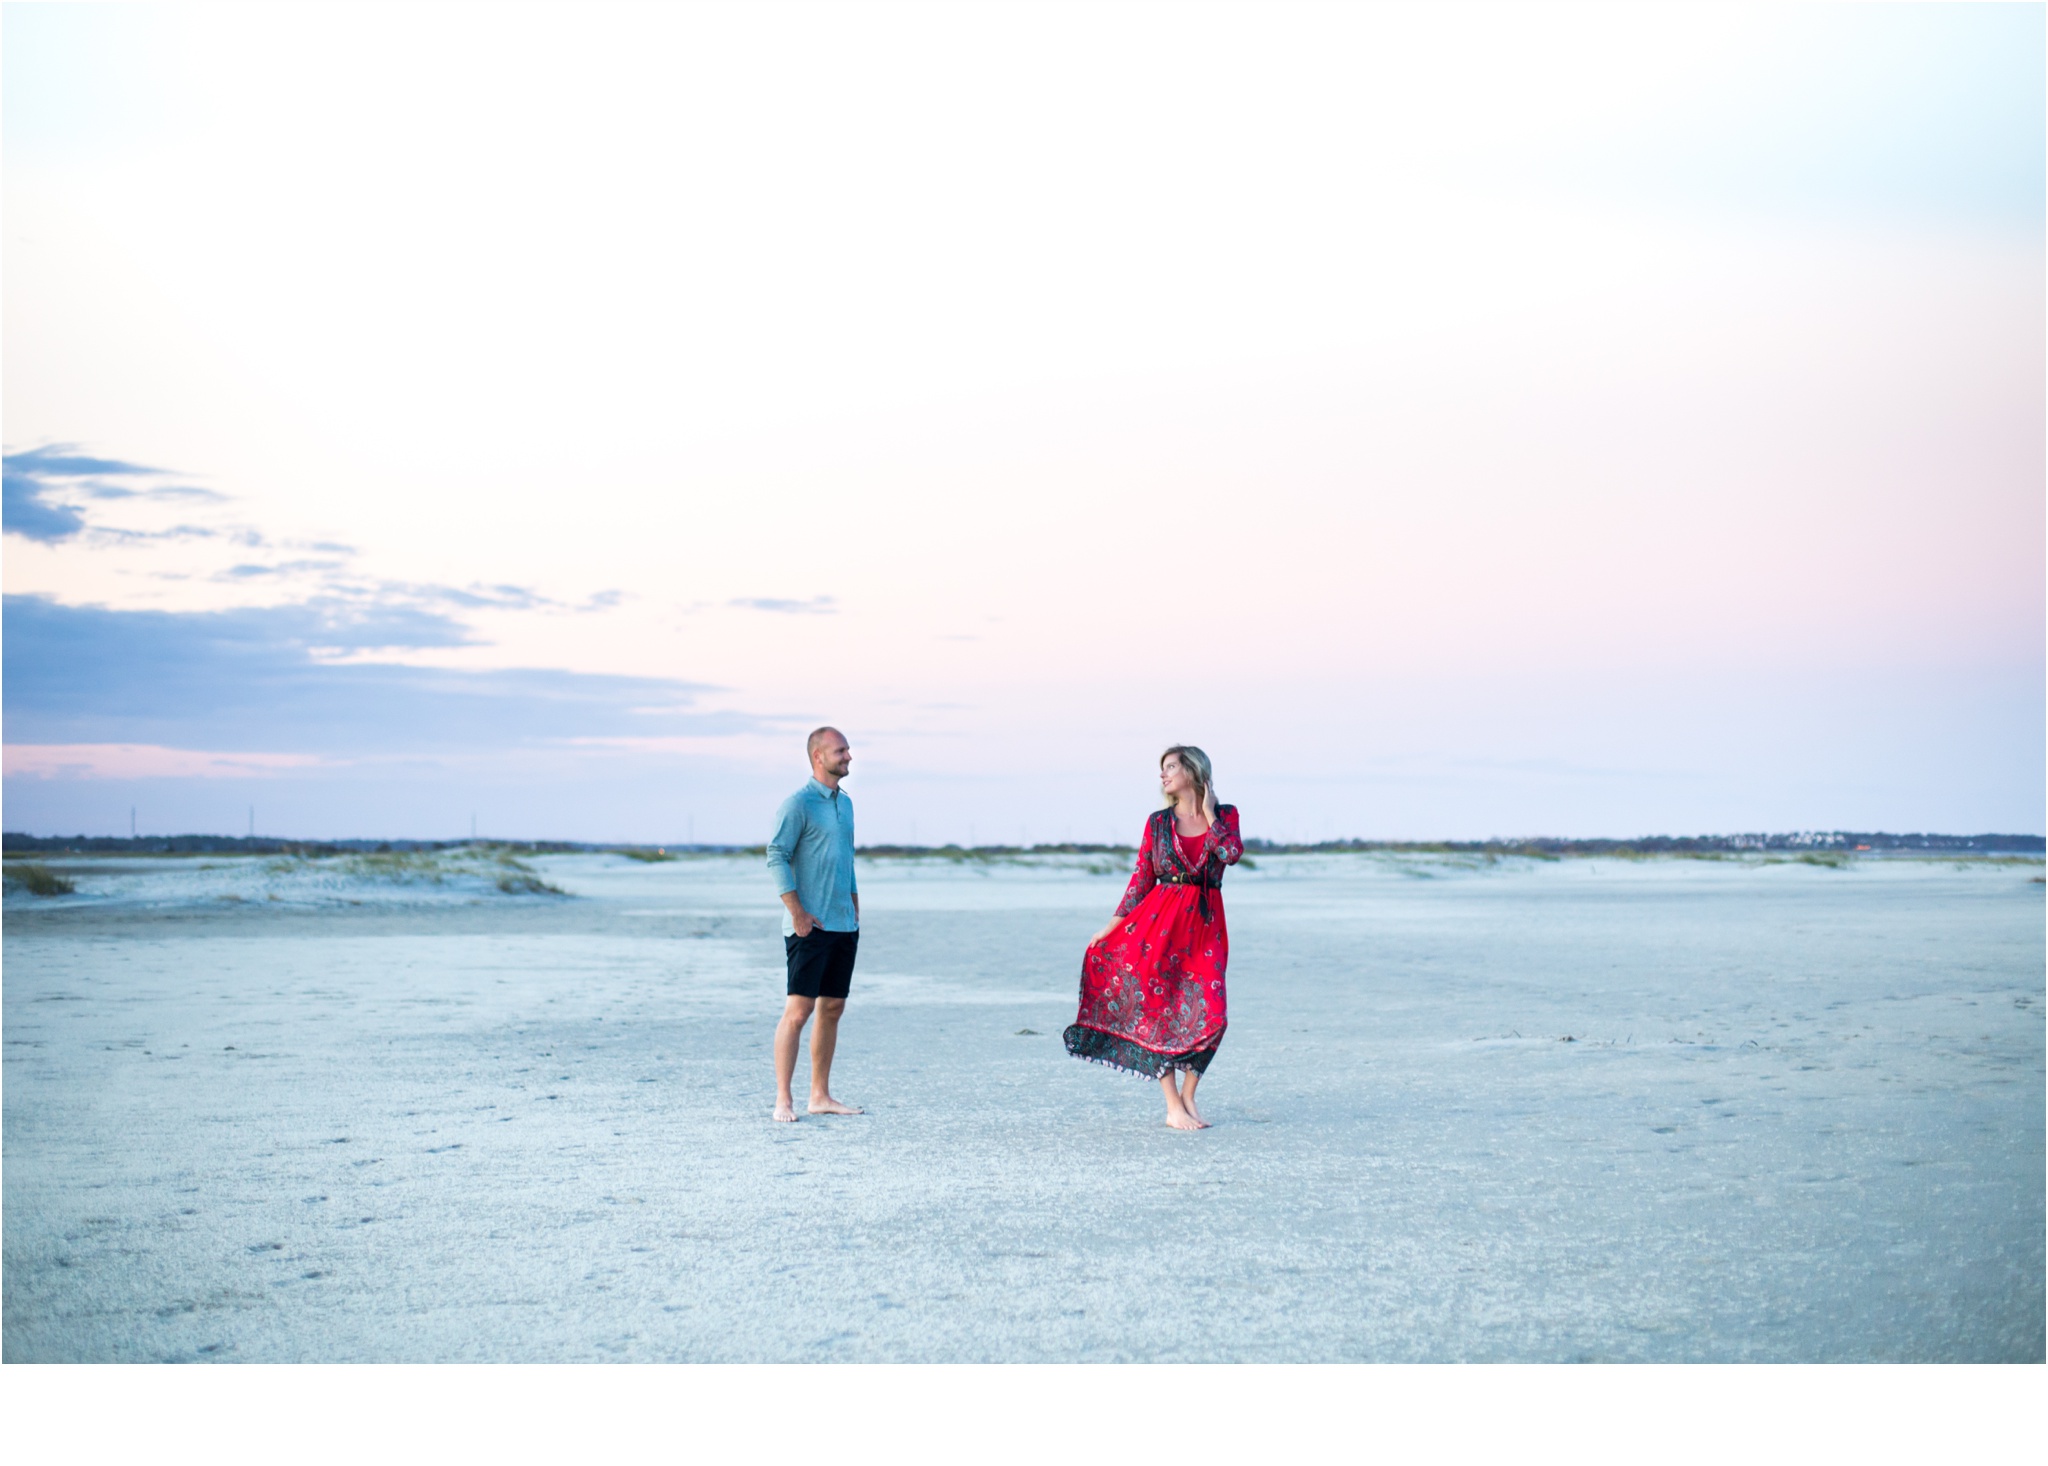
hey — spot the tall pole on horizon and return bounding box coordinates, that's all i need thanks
[130,806,136,839]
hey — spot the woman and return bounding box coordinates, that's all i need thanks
[1064,745,1243,1130]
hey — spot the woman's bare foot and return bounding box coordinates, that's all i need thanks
[808,1095,863,1115]
[773,1100,798,1123]
[1183,1101,1209,1128]
[1165,1103,1203,1130]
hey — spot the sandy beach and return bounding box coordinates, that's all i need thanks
[4,848,2041,1362]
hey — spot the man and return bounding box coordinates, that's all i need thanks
[765,726,863,1122]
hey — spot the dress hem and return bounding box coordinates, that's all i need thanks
[1063,1023,1221,1079]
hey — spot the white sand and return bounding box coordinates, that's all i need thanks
[4,850,2042,1361]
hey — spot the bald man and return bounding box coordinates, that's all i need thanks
[763,726,863,1122]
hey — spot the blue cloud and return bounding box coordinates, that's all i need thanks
[2,595,750,756]
[2,446,226,542]
[425,583,554,611]
[731,596,836,615]
[87,524,219,544]
[2,470,87,541]
[79,483,226,503]
[3,447,166,479]
[217,560,348,580]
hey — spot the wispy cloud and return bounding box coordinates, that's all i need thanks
[4,744,327,780]
[4,444,792,790]
[310,579,628,619]
[729,596,836,615]
[77,483,227,503]
[416,582,558,611]
[217,560,351,580]
[2,446,228,542]
[4,447,169,479]
[2,593,752,761]
[8,444,627,639]
[87,524,222,544]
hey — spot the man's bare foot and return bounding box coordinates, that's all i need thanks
[808,1096,863,1116]
[773,1100,799,1123]
[1165,1105,1203,1131]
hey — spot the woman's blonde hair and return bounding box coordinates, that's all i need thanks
[1160,744,1216,812]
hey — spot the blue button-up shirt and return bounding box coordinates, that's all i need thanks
[766,778,859,935]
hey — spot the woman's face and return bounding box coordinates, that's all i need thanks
[1160,754,1193,802]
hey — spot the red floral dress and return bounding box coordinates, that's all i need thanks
[1064,804,1243,1078]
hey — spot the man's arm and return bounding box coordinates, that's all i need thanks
[780,889,819,937]
[766,797,817,935]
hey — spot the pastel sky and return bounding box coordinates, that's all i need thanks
[4,2,2042,844]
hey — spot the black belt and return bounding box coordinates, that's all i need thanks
[1160,869,1218,920]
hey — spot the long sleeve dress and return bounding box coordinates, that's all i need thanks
[1064,804,1243,1078]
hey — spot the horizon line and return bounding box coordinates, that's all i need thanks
[6,830,2043,855]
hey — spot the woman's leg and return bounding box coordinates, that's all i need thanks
[1160,1071,1201,1129]
[1179,1068,1207,1127]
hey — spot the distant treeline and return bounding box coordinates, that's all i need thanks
[0,834,743,858]
[853,843,1126,858]
[864,832,2045,856]
[1238,832,2046,856]
[9,830,2041,858]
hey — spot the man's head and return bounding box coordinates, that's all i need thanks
[807,726,851,785]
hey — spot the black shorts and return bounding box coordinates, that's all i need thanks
[786,928,858,999]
